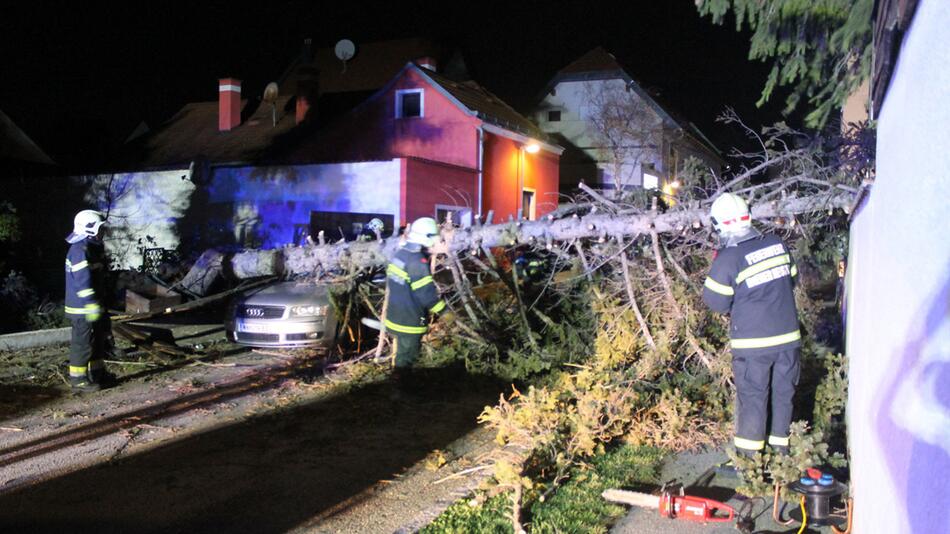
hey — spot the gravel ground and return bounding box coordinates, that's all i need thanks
[4,319,848,534]
[0,322,509,534]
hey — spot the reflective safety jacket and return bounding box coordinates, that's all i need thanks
[384,243,446,334]
[64,237,106,318]
[515,253,545,282]
[703,232,800,356]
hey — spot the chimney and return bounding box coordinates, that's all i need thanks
[295,66,319,125]
[218,77,242,131]
[416,57,437,72]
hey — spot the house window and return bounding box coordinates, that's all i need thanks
[395,89,424,118]
[642,170,659,190]
[547,110,561,122]
[309,211,394,242]
[435,205,472,228]
[521,188,536,220]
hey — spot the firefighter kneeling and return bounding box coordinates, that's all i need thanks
[702,194,801,457]
[64,210,117,392]
[384,217,448,385]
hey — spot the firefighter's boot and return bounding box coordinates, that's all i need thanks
[88,360,117,388]
[69,374,102,393]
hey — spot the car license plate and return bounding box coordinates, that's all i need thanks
[237,321,278,334]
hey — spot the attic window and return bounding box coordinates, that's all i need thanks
[547,110,562,122]
[396,89,424,118]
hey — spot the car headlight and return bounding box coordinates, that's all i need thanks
[289,304,327,317]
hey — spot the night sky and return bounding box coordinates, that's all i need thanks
[0,0,790,171]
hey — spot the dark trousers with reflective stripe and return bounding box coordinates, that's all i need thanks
[392,332,423,368]
[732,347,800,451]
[69,316,111,379]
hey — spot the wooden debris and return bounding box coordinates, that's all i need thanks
[112,276,277,322]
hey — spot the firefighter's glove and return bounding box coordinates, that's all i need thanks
[440,311,456,324]
[86,311,101,323]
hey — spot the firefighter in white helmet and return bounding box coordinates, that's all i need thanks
[64,210,117,392]
[703,193,801,456]
[383,217,447,385]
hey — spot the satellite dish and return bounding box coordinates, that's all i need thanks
[263,82,279,126]
[334,39,356,61]
[334,39,356,72]
[263,82,279,103]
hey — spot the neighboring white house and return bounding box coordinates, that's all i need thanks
[535,47,723,195]
[846,1,950,532]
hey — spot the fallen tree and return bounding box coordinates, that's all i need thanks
[179,188,853,292]
[171,114,869,531]
[179,110,866,293]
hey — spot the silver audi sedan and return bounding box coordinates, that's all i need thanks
[226,280,338,350]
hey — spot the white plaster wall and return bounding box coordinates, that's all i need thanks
[208,160,402,248]
[539,79,665,189]
[539,79,619,147]
[538,78,720,190]
[81,168,195,269]
[79,160,402,269]
[846,1,950,532]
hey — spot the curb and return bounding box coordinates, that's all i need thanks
[0,327,71,352]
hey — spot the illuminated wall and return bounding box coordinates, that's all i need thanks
[846,2,950,532]
[80,161,402,269]
[80,168,195,269]
[481,133,520,221]
[208,160,402,248]
[521,147,560,217]
[481,133,560,221]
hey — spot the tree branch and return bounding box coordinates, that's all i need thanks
[619,245,656,350]
[650,228,712,371]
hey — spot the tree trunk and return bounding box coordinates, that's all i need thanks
[180,191,852,292]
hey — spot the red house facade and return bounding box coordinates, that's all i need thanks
[294,62,562,225]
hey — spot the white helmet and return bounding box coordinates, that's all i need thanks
[709,193,751,235]
[72,210,106,238]
[406,217,438,247]
[366,218,384,233]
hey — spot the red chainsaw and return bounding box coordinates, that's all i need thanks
[603,487,735,523]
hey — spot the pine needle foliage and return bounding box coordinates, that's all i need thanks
[697,0,873,128]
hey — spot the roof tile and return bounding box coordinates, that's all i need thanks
[127,96,296,168]
[423,68,547,140]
